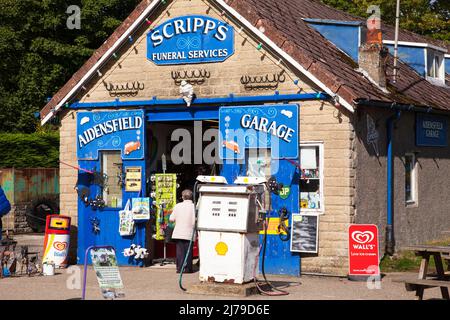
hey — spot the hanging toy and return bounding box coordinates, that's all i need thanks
[90,217,100,234]
[90,195,106,210]
[122,244,149,260]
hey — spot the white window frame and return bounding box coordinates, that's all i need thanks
[299,142,325,214]
[405,153,418,206]
[425,48,445,84]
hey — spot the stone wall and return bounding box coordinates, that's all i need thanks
[59,0,355,275]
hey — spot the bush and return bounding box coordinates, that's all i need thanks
[0,132,59,168]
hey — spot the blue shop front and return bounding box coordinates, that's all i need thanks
[73,13,322,276]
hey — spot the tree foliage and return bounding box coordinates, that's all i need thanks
[0,132,59,168]
[321,0,450,42]
[0,0,141,133]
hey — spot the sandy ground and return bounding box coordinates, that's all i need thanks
[0,234,445,300]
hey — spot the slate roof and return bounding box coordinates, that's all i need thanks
[40,0,450,122]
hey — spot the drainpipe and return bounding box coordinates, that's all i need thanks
[386,109,401,256]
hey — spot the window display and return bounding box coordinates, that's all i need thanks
[299,144,323,211]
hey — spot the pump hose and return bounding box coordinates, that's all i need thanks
[253,215,289,296]
[178,181,200,292]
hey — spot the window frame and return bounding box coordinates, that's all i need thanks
[426,49,444,83]
[100,150,123,208]
[299,141,325,214]
[404,152,418,206]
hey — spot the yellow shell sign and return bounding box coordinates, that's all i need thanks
[215,241,228,256]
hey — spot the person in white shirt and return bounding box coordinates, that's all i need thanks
[169,189,196,273]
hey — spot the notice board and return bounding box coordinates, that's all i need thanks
[290,214,319,253]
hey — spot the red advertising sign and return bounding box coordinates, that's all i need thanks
[348,224,380,276]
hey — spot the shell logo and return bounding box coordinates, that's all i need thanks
[215,241,228,256]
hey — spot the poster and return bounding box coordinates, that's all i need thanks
[290,214,319,253]
[132,197,150,220]
[348,224,380,277]
[125,166,142,192]
[90,248,124,292]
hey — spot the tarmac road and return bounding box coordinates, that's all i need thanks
[0,234,445,300]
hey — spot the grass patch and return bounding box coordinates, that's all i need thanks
[380,237,450,273]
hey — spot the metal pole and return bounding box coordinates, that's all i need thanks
[393,0,401,83]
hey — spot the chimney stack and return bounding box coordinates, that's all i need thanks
[359,13,388,88]
[358,43,388,88]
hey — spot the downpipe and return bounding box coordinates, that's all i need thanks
[385,110,401,256]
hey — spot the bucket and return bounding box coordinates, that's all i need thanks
[43,263,55,276]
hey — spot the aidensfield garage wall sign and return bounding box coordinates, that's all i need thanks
[77,110,145,160]
[147,15,234,65]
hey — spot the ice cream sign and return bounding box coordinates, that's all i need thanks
[76,110,145,160]
[147,15,234,65]
[219,105,299,160]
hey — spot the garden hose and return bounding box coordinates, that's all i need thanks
[257,214,289,296]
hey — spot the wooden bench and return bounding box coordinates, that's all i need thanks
[400,245,450,300]
[394,276,450,300]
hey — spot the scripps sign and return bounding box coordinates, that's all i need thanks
[76,110,145,160]
[147,15,234,65]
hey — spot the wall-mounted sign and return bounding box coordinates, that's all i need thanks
[77,110,145,160]
[219,104,299,160]
[290,214,318,253]
[348,224,379,277]
[147,15,234,65]
[416,114,448,147]
[125,167,142,192]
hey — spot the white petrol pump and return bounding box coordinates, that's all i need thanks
[195,176,266,284]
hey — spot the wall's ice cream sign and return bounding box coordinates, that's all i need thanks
[147,15,234,65]
[76,110,145,160]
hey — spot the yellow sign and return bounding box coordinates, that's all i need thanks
[125,167,142,192]
[49,217,70,229]
[215,241,228,256]
[259,218,289,235]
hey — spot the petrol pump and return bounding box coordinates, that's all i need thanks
[196,176,266,284]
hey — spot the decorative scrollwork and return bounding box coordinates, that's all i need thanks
[171,69,211,85]
[240,71,286,91]
[104,81,145,97]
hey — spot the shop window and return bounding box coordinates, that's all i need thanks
[101,151,123,208]
[299,143,324,212]
[245,148,271,210]
[405,153,417,205]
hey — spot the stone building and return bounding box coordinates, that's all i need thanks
[40,0,450,276]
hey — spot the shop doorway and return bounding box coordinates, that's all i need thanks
[146,119,220,262]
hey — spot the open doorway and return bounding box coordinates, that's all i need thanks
[145,119,220,263]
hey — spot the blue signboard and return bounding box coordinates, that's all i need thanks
[219,105,299,160]
[416,114,448,147]
[77,110,145,160]
[147,15,234,65]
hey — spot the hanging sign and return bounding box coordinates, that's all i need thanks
[219,104,299,160]
[416,114,448,147]
[147,15,234,65]
[125,167,142,192]
[77,110,145,160]
[348,224,380,277]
